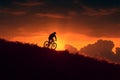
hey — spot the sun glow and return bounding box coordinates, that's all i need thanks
[56,38,66,50]
[11,32,97,51]
[10,31,120,53]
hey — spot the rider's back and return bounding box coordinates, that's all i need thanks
[49,33,55,39]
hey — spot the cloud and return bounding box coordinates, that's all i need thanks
[65,44,78,54]
[13,1,44,7]
[81,5,120,16]
[10,11,26,15]
[0,8,11,13]
[80,39,120,64]
[68,11,78,16]
[0,8,26,15]
[115,47,120,63]
[35,13,68,19]
[0,10,6,13]
[0,0,120,39]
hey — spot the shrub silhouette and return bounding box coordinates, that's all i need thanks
[0,39,120,80]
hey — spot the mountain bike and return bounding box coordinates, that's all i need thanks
[43,40,57,50]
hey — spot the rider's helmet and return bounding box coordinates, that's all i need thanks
[53,32,56,34]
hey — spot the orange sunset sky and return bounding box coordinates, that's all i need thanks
[0,0,120,52]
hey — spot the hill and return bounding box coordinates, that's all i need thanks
[0,39,120,80]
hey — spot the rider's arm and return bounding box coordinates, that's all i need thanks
[55,35,57,41]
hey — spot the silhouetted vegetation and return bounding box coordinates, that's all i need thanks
[0,39,120,80]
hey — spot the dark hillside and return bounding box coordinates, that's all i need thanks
[0,39,120,80]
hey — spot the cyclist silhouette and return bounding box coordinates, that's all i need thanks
[48,32,57,44]
[43,32,57,49]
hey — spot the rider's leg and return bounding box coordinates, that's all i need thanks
[51,38,54,43]
[48,38,50,46]
[48,38,52,46]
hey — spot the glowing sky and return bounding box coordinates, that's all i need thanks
[0,0,120,51]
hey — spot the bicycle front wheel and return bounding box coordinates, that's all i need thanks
[51,42,57,49]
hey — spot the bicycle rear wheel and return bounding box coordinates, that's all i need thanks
[51,42,57,49]
[43,41,49,48]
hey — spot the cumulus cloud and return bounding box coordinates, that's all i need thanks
[115,47,120,63]
[79,40,120,64]
[65,44,78,54]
